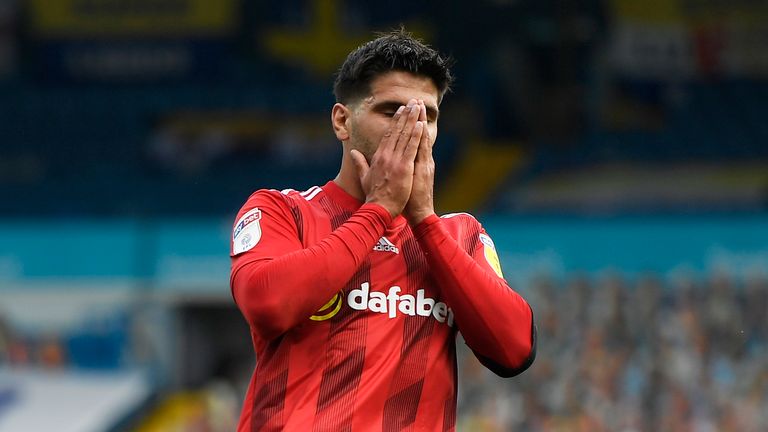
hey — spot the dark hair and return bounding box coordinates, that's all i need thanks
[333,29,454,104]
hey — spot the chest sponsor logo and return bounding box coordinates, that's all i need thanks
[310,292,343,321]
[373,237,399,254]
[347,282,454,326]
[232,208,262,255]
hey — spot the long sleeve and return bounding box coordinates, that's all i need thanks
[413,214,536,377]
[230,191,391,341]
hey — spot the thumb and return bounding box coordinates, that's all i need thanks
[349,149,370,180]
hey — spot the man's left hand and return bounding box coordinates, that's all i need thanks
[404,100,436,225]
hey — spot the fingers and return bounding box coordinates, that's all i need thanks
[417,100,429,153]
[413,100,431,162]
[392,99,421,155]
[403,121,424,162]
[375,98,424,162]
[378,105,407,154]
[415,118,431,163]
[349,149,370,181]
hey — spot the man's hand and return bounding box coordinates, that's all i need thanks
[350,99,424,218]
[404,100,436,225]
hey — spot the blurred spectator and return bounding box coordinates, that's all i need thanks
[457,273,768,432]
[0,314,9,364]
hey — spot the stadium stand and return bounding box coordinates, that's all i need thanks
[1,0,767,430]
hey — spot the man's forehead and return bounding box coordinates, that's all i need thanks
[366,71,440,106]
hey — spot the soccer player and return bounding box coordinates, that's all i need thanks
[230,30,536,431]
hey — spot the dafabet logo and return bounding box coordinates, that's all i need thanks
[311,282,455,326]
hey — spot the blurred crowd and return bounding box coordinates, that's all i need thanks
[457,273,768,432]
[3,273,766,432]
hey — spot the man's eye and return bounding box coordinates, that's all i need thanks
[384,112,397,117]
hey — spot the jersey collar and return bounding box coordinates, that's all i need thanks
[324,180,363,212]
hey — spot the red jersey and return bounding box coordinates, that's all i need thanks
[230,181,535,431]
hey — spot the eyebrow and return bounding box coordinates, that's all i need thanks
[372,100,440,121]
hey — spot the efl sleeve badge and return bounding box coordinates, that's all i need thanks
[479,233,504,278]
[233,208,262,255]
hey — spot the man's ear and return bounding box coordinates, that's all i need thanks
[331,103,351,141]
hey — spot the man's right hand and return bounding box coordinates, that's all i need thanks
[350,99,425,218]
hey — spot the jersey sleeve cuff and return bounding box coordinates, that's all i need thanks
[358,202,393,227]
[412,214,443,240]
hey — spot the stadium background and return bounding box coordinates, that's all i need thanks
[1,0,767,430]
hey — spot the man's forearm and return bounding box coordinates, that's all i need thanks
[413,215,534,372]
[232,203,391,340]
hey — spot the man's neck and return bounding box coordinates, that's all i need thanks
[333,152,365,202]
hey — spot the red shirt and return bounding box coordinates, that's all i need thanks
[230,181,535,431]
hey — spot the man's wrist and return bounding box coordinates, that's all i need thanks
[360,202,395,225]
[364,197,403,219]
[405,210,436,226]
